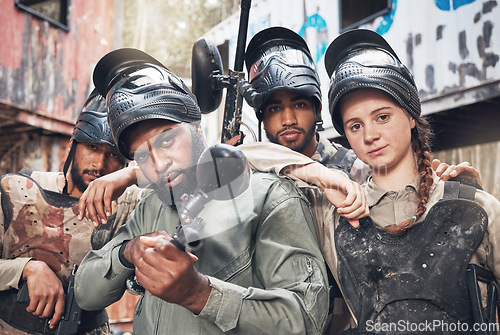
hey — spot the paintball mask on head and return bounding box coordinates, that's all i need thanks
[92,48,202,161]
[325,29,421,135]
[245,27,323,129]
[62,89,127,194]
[70,89,124,158]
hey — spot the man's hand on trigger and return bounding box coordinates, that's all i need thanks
[134,233,210,314]
[432,159,483,187]
[122,231,176,268]
[22,260,65,328]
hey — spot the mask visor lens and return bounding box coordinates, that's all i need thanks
[332,48,399,77]
[249,46,315,81]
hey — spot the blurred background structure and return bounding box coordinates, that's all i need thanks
[1,0,499,332]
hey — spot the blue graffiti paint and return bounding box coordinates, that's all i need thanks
[453,0,476,10]
[435,0,476,11]
[375,0,397,35]
[435,0,451,10]
[298,12,328,62]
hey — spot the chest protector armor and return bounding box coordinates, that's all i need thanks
[335,181,488,334]
[1,173,115,283]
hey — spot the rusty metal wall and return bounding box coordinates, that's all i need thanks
[0,0,115,174]
[0,0,115,129]
[0,133,69,175]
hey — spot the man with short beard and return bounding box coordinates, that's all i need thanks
[243,27,369,183]
[74,48,330,335]
[117,119,205,206]
[0,89,142,335]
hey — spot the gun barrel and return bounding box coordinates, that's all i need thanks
[234,0,252,71]
[221,0,253,144]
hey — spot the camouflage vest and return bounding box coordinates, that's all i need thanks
[1,173,115,284]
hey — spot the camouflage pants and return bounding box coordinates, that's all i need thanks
[0,319,109,335]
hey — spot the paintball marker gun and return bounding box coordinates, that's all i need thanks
[55,265,83,335]
[191,0,260,145]
[172,143,251,251]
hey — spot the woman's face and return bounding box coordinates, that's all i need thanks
[339,88,416,175]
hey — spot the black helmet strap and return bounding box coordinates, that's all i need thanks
[62,141,78,195]
[315,104,324,131]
